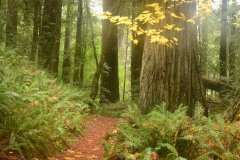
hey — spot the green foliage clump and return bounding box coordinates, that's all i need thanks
[103,103,240,160]
[0,50,90,159]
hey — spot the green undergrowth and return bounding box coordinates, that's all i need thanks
[97,101,132,118]
[0,50,90,158]
[103,103,240,160]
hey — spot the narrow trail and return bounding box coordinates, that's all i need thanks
[50,115,119,160]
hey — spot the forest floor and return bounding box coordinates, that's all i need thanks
[0,115,120,160]
[51,115,119,160]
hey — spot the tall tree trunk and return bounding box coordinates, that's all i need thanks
[80,11,89,88]
[140,1,206,116]
[100,0,121,103]
[90,52,105,100]
[0,0,5,45]
[30,0,41,62]
[39,0,62,75]
[5,0,17,48]
[123,29,129,100]
[131,0,145,102]
[62,0,74,83]
[74,0,83,87]
[229,0,237,81]
[200,17,208,75]
[22,0,32,25]
[219,0,227,80]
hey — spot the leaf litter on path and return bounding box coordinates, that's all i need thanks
[49,115,119,160]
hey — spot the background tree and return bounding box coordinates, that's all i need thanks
[100,0,121,103]
[5,0,17,48]
[229,0,237,81]
[74,0,83,86]
[62,0,75,83]
[131,0,145,101]
[219,0,227,83]
[0,0,6,45]
[39,0,62,75]
[30,0,41,62]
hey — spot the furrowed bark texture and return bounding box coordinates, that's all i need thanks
[140,0,205,116]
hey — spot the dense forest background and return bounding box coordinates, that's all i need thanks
[1,0,240,113]
[1,0,240,159]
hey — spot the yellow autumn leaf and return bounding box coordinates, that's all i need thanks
[133,39,139,45]
[180,12,186,20]
[150,35,161,43]
[164,24,175,30]
[128,35,133,40]
[137,30,144,35]
[128,24,138,31]
[67,149,75,154]
[105,11,112,16]
[142,10,150,14]
[174,27,184,31]
[170,13,182,19]
[147,3,158,7]
[153,5,161,12]
[187,18,195,24]
[173,37,178,42]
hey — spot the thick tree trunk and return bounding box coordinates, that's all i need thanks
[131,0,145,102]
[200,17,208,75]
[140,1,206,116]
[39,0,62,76]
[74,0,83,87]
[229,0,237,81]
[30,0,41,62]
[62,0,74,83]
[100,0,121,103]
[219,0,227,79]
[5,0,17,48]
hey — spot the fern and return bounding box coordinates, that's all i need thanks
[104,103,240,159]
[0,51,90,158]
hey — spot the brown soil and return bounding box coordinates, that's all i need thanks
[49,115,119,160]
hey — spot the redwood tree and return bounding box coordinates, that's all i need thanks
[62,0,75,83]
[39,0,62,75]
[30,0,41,62]
[100,0,121,103]
[0,0,6,45]
[139,0,206,116]
[229,0,237,80]
[5,0,17,48]
[74,0,83,86]
[219,0,227,80]
[131,0,145,101]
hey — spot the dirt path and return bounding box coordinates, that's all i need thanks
[50,115,119,160]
